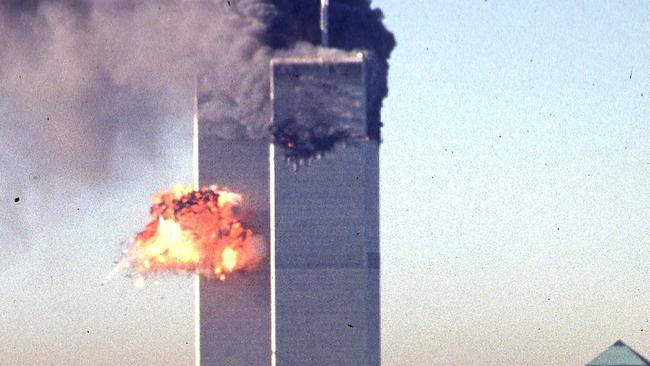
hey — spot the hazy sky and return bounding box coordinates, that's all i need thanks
[379,1,649,364]
[1,1,649,365]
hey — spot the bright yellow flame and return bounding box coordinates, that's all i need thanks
[153,184,193,205]
[221,247,238,272]
[139,218,200,268]
[213,247,238,281]
[217,191,241,208]
[171,183,194,198]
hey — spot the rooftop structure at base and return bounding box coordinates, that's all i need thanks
[587,340,650,366]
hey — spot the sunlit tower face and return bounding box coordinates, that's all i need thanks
[270,53,380,365]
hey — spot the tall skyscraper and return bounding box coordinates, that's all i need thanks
[270,52,380,365]
[195,129,271,363]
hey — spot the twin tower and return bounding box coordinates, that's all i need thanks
[195,52,380,365]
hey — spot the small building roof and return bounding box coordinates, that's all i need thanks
[587,340,650,366]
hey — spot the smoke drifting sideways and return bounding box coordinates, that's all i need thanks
[0,0,394,263]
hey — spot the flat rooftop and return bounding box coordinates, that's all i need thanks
[271,51,365,65]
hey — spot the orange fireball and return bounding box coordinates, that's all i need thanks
[128,184,261,281]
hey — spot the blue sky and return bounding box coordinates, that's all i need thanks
[378,1,649,364]
[1,1,649,365]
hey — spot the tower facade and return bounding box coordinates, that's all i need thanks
[270,53,380,365]
[195,132,271,363]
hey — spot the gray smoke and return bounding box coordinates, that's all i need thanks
[1,0,279,174]
[0,0,394,260]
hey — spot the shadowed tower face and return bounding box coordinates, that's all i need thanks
[270,54,380,365]
[195,123,271,363]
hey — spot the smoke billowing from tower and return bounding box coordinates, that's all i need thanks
[0,0,394,263]
[0,0,394,171]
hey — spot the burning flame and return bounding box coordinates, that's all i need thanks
[126,184,261,282]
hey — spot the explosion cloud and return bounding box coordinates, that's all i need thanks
[128,184,263,280]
